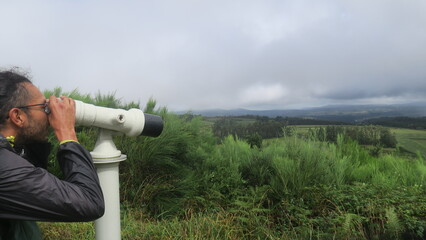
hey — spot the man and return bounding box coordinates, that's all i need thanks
[0,70,105,239]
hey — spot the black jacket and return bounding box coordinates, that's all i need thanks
[0,136,104,238]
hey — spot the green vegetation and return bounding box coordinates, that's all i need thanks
[210,115,346,139]
[393,128,426,158]
[365,117,426,130]
[307,125,397,148]
[39,90,426,239]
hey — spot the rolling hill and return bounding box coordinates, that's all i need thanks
[183,102,426,123]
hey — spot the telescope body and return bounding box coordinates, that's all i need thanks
[74,100,163,137]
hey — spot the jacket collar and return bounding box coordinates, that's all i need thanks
[0,134,16,153]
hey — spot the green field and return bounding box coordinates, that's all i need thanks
[392,128,426,158]
[291,125,426,158]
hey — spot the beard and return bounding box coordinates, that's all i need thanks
[16,118,50,145]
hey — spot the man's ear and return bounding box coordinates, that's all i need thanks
[8,108,26,128]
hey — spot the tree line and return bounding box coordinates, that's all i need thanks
[211,116,346,139]
[364,116,426,130]
[307,125,397,148]
[212,116,397,148]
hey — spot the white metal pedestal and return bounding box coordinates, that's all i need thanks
[91,130,126,240]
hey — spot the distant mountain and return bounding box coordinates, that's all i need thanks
[182,102,426,123]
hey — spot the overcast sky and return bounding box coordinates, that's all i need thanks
[1,0,426,111]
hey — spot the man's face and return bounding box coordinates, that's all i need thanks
[17,83,50,144]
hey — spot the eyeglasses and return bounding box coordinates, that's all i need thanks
[16,102,51,115]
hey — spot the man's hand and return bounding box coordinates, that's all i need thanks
[48,96,78,142]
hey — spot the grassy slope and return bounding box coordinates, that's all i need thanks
[392,128,426,158]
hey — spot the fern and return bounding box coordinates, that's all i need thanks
[385,207,402,237]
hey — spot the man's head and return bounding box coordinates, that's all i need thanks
[0,69,50,144]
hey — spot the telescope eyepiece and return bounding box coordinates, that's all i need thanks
[141,113,163,137]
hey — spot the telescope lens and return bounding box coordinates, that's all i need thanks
[142,113,164,137]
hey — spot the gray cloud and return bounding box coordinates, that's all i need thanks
[1,0,426,111]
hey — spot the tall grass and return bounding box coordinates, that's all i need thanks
[41,89,426,239]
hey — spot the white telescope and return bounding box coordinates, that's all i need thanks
[73,100,163,240]
[74,100,163,137]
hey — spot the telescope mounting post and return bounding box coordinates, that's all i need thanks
[91,129,126,240]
